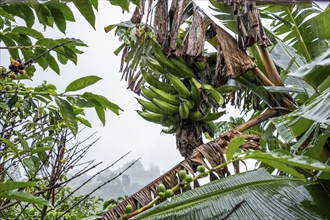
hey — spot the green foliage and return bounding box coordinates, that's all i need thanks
[0,1,127,218]
[226,137,245,161]
[133,169,330,220]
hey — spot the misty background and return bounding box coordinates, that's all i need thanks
[0,1,243,200]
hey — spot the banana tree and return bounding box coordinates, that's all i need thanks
[102,0,329,219]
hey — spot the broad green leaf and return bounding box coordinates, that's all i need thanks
[91,0,98,10]
[110,0,129,11]
[290,122,317,151]
[132,169,330,220]
[12,26,44,39]
[290,117,313,138]
[65,75,102,92]
[76,116,92,128]
[83,92,122,115]
[270,40,306,72]
[285,75,315,96]
[66,96,95,108]
[2,191,50,206]
[263,86,306,94]
[289,48,330,91]
[73,0,96,29]
[0,138,19,156]
[56,3,75,22]
[34,4,54,28]
[44,53,60,74]
[246,150,330,173]
[0,181,35,193]
[304,130,330,160]
[34,47,49,70]
[46,3,67,33]
[55,97,78,135]
[64,46,78,64]
[226,137,245,161]
[0,7,15,21]
[271,87,330,143]
[95,106,106,126]
[253,158,305,180]
[0,33,19,58]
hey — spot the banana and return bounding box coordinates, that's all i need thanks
[142,70,177,94]
[161,124,179,134]
[166,74,190,99]
[145,57,167,74]
[204,111,225,121]
[152,98,179,114]
[136,98,162,114]
[169,57,195,78]
[208,88,225,106]
[188,110,205,121]
[151,41,189,78]
[141,87,159,100]
[189,79,201,106]
[191,78,202,89]
[180,98,194,110]
[150,86,180,105]
[179,102,189,119]
[137,110,166,125]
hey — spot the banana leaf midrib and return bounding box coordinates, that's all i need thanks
[134,174,304,219]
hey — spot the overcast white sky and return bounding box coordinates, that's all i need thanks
[0,1,239,174]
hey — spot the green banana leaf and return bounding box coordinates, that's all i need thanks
[133,169,330,220]
[261,3,329,61]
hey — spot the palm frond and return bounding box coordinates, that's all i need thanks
[102,130,259,219]
[132,168,330,220]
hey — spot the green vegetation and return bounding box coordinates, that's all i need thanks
[0,0,329,219]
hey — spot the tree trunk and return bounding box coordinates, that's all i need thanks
[176,123,203,158]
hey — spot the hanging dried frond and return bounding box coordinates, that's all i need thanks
[102,129,260,219]
[225,0,272,49]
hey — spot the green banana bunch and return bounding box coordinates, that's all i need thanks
[166,74,190,99]
[142,70,177,94]
[136,98,162,114]
[152,98,179,114]
[150,86,180,105]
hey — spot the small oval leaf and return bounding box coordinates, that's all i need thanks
[65,75,102,92]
